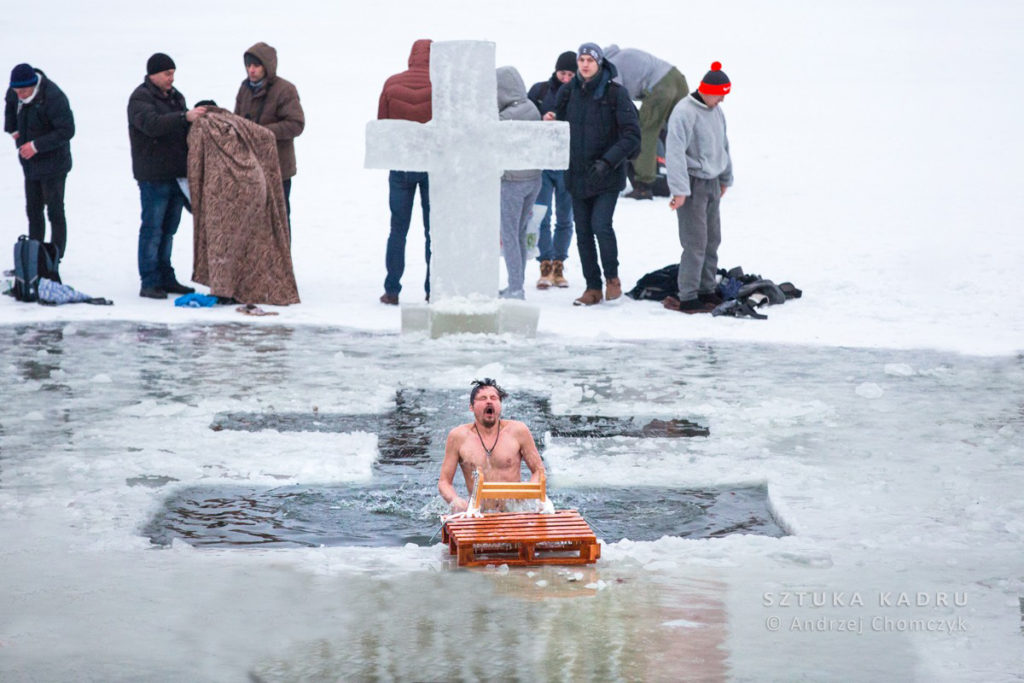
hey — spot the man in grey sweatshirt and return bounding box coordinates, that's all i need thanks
[497,66,543,299]
[664,62,733,313]
[603,45,689,200]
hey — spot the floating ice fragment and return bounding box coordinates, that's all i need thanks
[662,619,703,628]
[92,373,112,383]
[535,580,548,587]
[566,572,584,582]
[855,382,884,399]
[497,564,510,575]
[768,550,834,568]
[884,363,914,376]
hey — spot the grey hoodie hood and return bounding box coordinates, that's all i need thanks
[496,66,541,181]
[496,65,532,114]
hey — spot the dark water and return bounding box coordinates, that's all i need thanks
[143,483,782,548]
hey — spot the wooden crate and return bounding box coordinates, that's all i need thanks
[442,510,600,567]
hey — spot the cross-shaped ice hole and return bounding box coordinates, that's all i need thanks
[210,388,710,466]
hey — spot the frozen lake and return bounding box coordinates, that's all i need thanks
[2,322,1021,680]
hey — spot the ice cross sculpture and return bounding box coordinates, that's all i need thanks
[365,41,569,301]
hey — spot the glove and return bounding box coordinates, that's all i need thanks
[587,159,610,184]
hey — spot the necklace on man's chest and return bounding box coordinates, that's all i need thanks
[474,421,501,457]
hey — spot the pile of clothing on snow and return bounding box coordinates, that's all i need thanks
[627,265,801,319]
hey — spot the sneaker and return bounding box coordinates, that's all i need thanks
[380,293,399,305]
[163,281,195,295]
[499,288,525,300]
[536,260,554,289]
[663,296,714,314]
[573,288,603,306]
[624,181,653,200]
[605,277,622,301]
[139,287,167,299]
[551,260,569,288]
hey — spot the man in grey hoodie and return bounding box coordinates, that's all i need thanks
[496,66,543,299]
[603,45,688,200]
[664,62,733,314]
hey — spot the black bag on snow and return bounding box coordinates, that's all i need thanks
[626,263,678,301]
[13,235,61,302]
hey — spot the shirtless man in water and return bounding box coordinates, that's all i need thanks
[438,378,545,513]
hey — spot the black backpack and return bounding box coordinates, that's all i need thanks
[13,235,61,302]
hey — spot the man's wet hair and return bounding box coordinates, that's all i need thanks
[470,378,508,403]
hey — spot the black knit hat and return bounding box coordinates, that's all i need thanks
[9,63,38,88]
[698,61,731,95]
[146,53,176,76]
[243,53,263,68]
[555,51,577,73]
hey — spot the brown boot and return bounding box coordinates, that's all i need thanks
[551,260,569,288]
[605,277,622,301]
[624,181,653,200]
[536,260,554,289]
[573,288,603,306]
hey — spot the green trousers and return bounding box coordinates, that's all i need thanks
[635,67,689,185]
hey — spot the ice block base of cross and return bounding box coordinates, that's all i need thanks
[401,297,539,338]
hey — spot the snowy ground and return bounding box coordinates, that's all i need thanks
[2,1,1023,680]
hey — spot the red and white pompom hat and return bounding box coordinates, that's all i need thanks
[697,61,731,95]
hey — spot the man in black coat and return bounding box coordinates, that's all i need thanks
[127,53,207,299]
[4,63,74,259]
[545,43,640,306]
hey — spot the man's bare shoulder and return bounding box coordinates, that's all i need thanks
[446,422,476,442]
[502,419,533,435]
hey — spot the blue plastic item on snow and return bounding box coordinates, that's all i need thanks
[174,292,219,308]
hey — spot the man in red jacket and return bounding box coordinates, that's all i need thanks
[377,39,432,305]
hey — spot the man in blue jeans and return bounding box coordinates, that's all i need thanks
[377,39,433,305]
[127,53,207,299]
[384,170,430,303]
[528,51,577,289]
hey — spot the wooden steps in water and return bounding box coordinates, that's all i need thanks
[442,510,600,567]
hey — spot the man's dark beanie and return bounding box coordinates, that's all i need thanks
[698,61,731,95]
[146,53,176,76]
[555,51,577,73]
[244,53,263,68]
[10,63,38,88]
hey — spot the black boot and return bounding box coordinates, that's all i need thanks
[163,281,195,295]
[625,181,653,200]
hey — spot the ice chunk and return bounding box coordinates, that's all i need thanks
[855,382,884,399]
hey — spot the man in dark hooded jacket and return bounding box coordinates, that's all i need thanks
[377,39,433,305]
[546,43,640,307]
[234,42,305,223]
[4,63,74,259]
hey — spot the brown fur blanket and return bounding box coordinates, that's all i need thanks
[187,109,299,305]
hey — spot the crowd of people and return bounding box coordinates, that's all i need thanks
[5,41,733,314]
